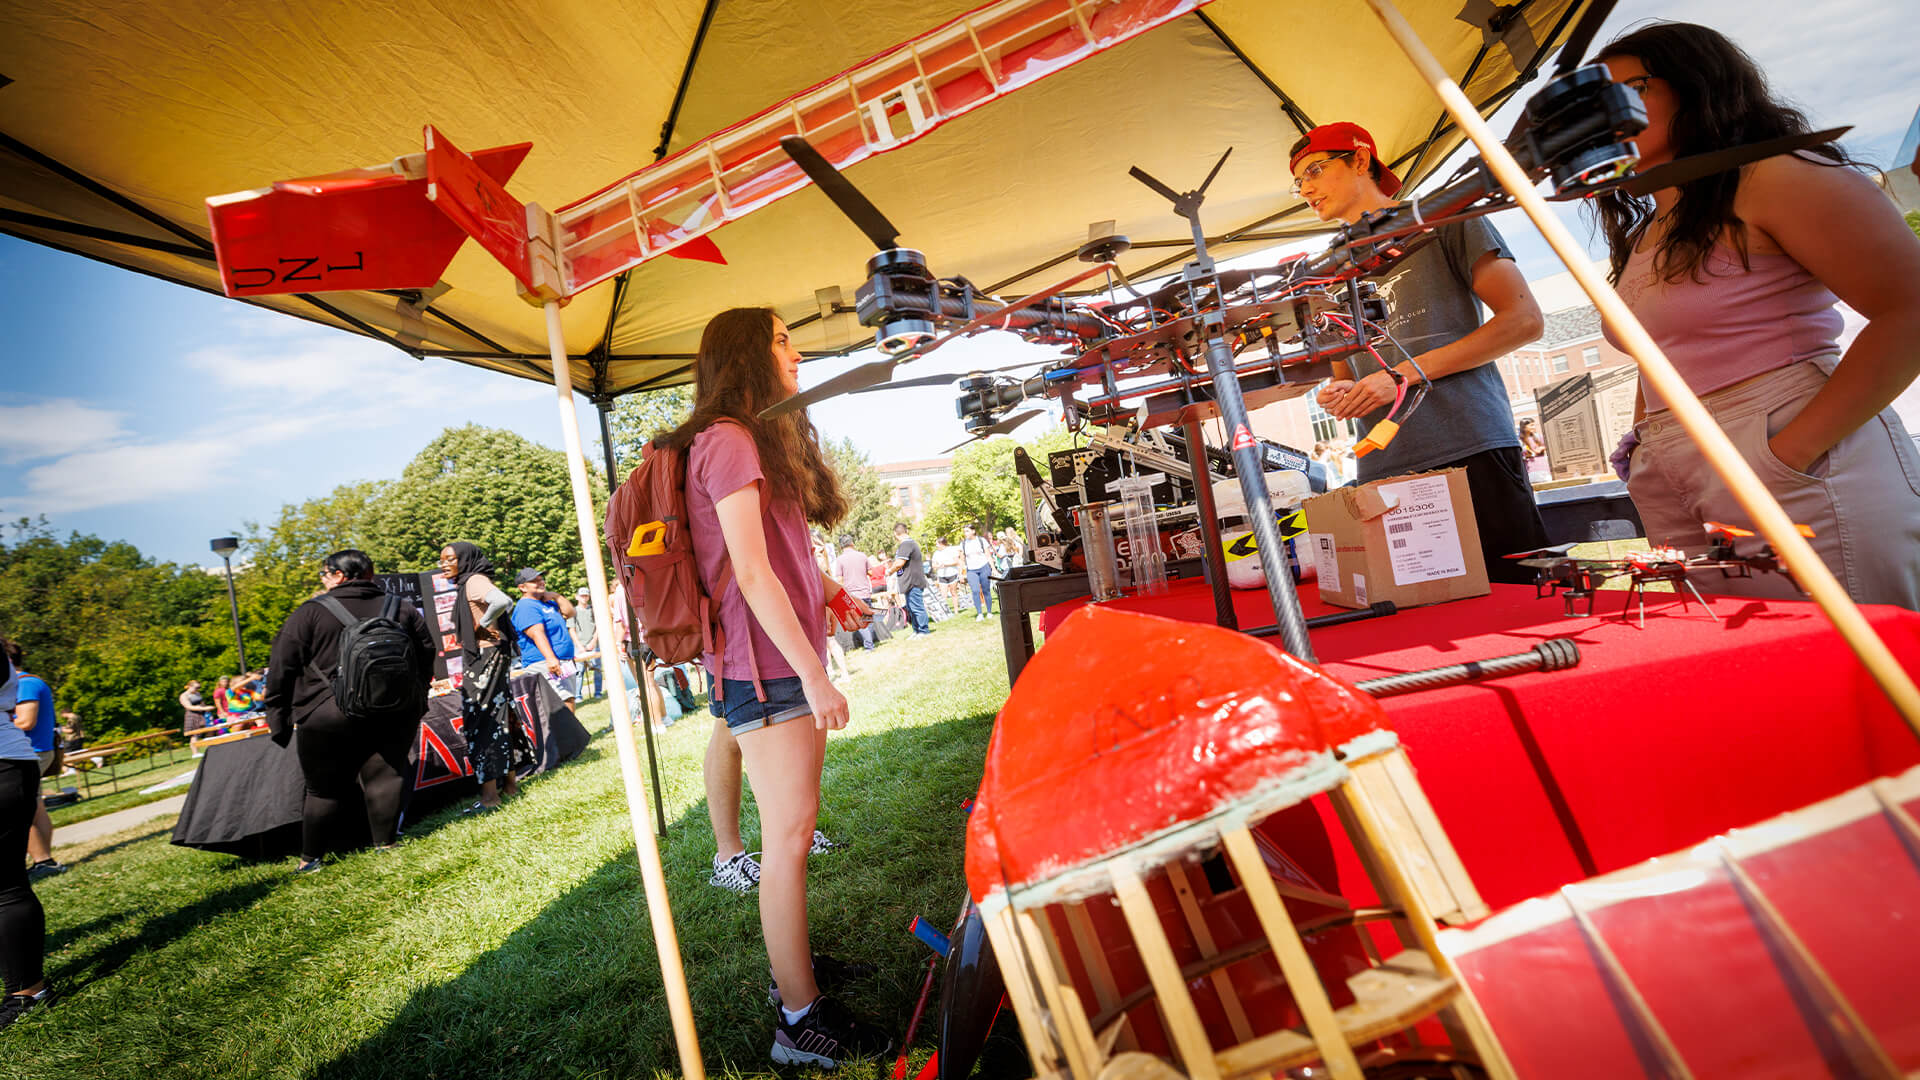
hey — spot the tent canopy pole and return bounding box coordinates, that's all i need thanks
[542,300,706,1077]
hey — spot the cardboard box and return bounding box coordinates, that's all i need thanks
[1536,366,1638,480]
[1302,467,1489,610]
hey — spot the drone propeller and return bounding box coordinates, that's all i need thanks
[1505,542,1580,560]
[779,135,902,250]
[760,355,902,419]
[844,358,1047,396]
[1704,520,1816,539]
[944,409,1043,453]
[1621,127,1850,196]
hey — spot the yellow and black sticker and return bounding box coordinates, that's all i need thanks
[1222,509,1308,560]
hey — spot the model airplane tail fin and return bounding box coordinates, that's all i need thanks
[206,141,532,298]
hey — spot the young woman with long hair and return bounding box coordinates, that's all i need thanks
[655,307,886,1067]
[1593,22,1920,607]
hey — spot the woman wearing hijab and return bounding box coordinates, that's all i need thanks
[438,541,520,812]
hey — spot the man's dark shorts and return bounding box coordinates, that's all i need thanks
[708,675,811,734]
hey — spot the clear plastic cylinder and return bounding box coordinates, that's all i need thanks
[1114,475,1168,596]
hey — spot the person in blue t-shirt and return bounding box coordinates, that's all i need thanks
[4,648,62,882]
[510,569,580,704]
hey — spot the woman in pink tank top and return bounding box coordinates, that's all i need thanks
[1592,23,1920,609]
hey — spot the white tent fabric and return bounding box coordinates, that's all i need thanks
[0,0,1595,396]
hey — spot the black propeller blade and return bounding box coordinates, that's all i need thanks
[1621,127,1850,196]
[759,357,900,420]
[1551,0,1619,78]
[843,358,1049,396]
[779,135,902,250]
[944,410,1042,452]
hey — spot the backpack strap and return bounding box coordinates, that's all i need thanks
[305,594,364,694]
[314,593,359,631]
[694,418,780,706]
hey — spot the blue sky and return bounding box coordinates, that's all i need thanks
[2,0,1914,569]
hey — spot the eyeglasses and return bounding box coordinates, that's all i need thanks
[1622,75,1654,96]
[1290,151,1354,196]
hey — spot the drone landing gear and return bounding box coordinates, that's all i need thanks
[1621,568,1719,629]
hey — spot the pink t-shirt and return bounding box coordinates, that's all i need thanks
[686,423,825,682]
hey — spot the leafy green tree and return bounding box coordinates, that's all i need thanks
[64,624,230,737]
[1907,209,1920,243]
[823,437,898,555]
[0,519,230,736]
[362,425,604,593]
[605,386,694,467]
[919,426,1076,545]
[243,480,388,619]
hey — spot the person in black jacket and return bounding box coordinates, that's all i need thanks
[264,550,434,873]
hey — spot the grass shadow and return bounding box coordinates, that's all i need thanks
[59,818,179,868]
[49,877,280,989]
[312,713,999,1080]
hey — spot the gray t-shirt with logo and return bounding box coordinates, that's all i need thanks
[1351,214,1519,483]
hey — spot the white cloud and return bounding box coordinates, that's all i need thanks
[181,335,546,409]
[0,399,131,465]
[0,321,554,517]
[0,436,233,515]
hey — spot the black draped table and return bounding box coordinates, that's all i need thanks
[172,673,588,856]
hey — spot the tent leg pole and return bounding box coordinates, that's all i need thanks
[597,399,670,840]
[542,301,706,1078]
[1361,0,1920,733]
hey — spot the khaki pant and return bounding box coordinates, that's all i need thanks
[1629,357,1920,610]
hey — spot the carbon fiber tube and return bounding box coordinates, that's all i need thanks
[1355,637,1581,698]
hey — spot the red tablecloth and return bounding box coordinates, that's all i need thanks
[1038,580,1920,909]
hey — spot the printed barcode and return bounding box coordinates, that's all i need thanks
[1388,522,1413,535]
[1391,538,1408,550]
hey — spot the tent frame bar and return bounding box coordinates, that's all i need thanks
[0,207,214,261]
[652,0,723,161]
[0,128,212,251]
[1192,11,1314,133]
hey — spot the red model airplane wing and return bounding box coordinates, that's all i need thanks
[206,142,532,298]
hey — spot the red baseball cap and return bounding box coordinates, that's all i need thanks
[1289,122,1402,197]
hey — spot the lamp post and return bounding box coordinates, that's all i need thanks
[209,537,247,672]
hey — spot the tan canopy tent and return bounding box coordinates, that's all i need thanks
[12,6,1920,1075]
[2,0,1597,399]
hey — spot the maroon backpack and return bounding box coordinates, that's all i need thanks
[604,419,766,701]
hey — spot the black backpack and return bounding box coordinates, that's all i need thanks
[314,594,427,722]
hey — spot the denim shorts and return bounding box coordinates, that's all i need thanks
[708,674,811,734]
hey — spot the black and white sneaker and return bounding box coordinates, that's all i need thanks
[808,830,840,856]
[770,994,891,1068]
[25,860,66,883]
[708,850,761,893]
[0,987,56,1030]
[767,953,878,1008]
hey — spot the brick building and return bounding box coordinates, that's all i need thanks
[874,457,951,520]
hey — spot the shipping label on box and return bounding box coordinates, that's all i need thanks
[1301,467,1489,610]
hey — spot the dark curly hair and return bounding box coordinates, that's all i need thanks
[1590,22,1864,286]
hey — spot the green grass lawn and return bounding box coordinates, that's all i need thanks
[47,760,201,828]
[13,614,1016,1080]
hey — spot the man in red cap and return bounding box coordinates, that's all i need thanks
[1291,122,1550,581]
